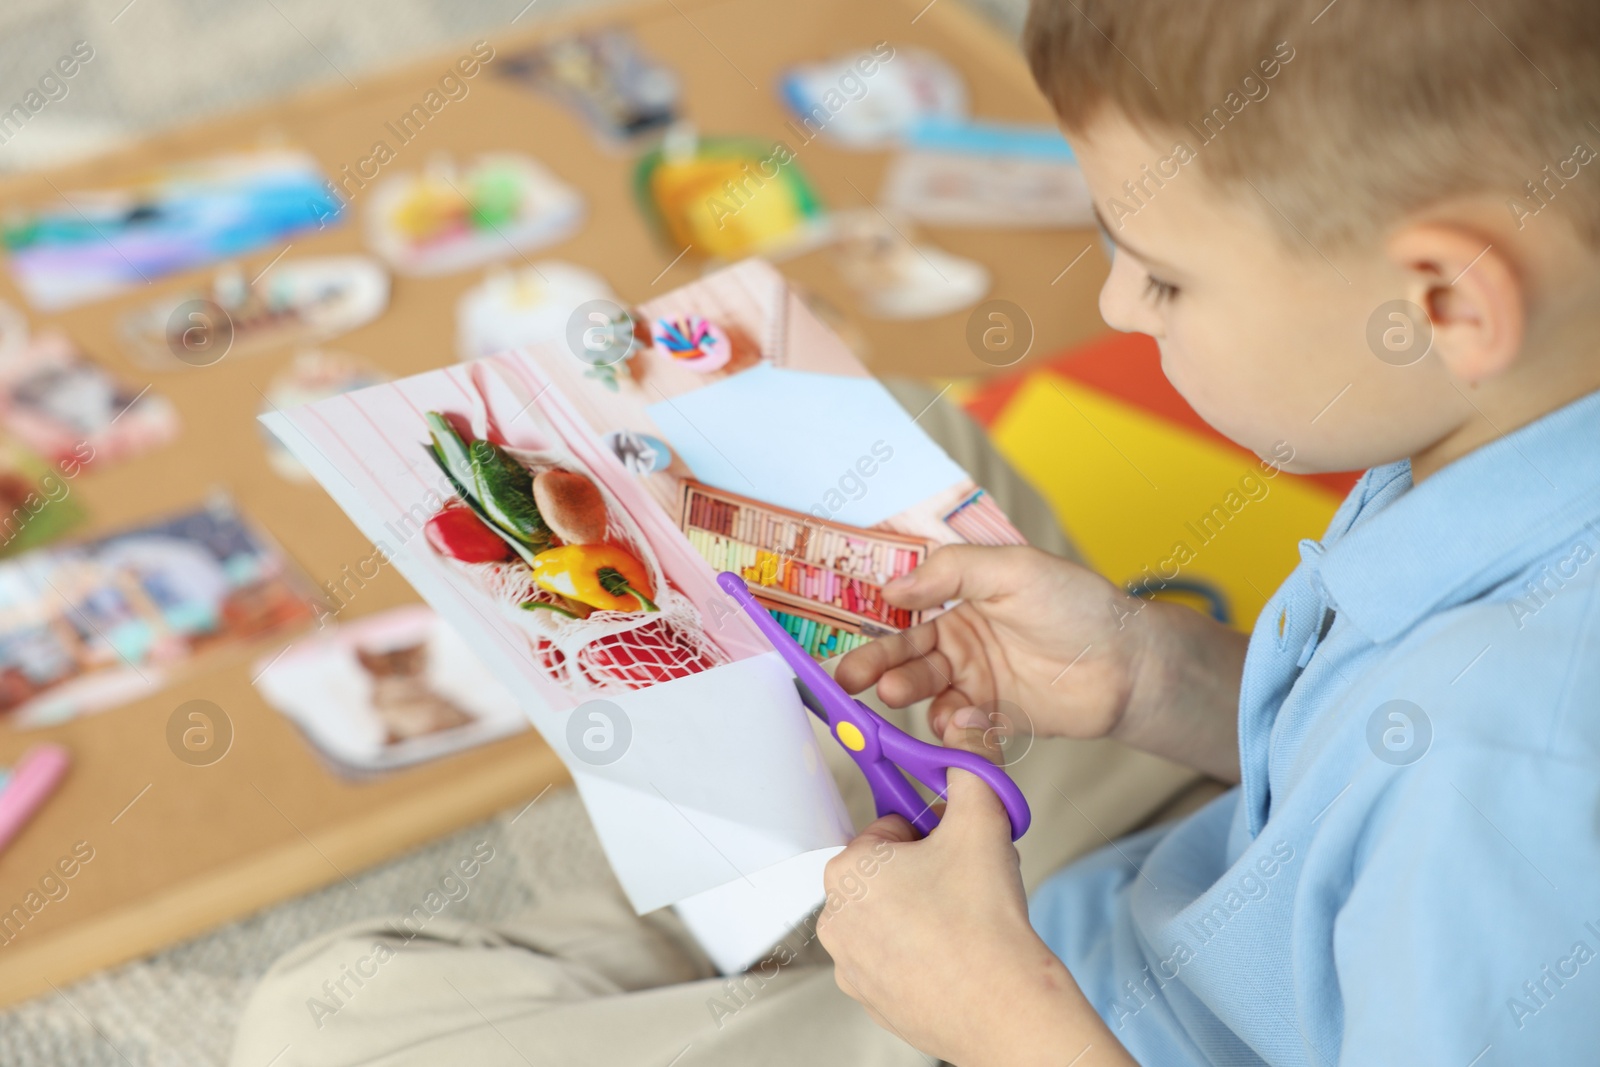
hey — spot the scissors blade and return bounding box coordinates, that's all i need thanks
[718,572,858,727]
[792,677,829,723]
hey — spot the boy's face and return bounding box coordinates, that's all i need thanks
[1067,113,1468,474]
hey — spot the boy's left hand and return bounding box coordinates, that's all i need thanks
[817,709,1131,1067]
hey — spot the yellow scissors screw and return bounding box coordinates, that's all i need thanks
[836,722,866,751]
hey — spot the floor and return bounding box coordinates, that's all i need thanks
[0,0,1027,1062]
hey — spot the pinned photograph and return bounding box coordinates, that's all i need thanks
[119,256,389,370]
[0,495,318,726]
[0,439,86,558]
[365,154,584,275]
[500,29,681,146]
[0,150,341,310]
[828,209,989,319]
[254,606,528,774]
[0,332,178,468]
[456,260,617,361]
[779,45,966,149]
[880,118,1095,228]
[634,131,827,260]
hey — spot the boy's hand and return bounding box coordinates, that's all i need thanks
[836,545,1149,743]
[817,713,1134,1067]
[836,544,1247,782]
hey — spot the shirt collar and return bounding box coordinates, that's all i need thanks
[1316,389,1600,644]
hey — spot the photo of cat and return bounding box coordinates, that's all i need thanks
[353,640,474,743]
[253,605,527,774]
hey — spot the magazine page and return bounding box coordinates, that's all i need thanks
[263,258,1030,969]
[262,358,854,918]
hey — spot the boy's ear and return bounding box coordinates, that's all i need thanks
[1385,225,1525,385]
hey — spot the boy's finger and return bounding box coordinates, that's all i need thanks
[927,689,972,737]
[942,705,1004,765]
[881,544,1037,610]
[875,650,955,708]
[935,707,1012,835]
[835,622,939,694]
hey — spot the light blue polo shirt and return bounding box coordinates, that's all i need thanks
[1030,390,1600,1066]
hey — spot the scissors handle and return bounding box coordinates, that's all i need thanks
[871,713,1031,840]
[716,572,1031,841]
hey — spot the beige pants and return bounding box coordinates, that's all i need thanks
[230,382,1210,1067]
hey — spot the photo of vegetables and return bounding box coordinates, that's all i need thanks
[417,409,724,694]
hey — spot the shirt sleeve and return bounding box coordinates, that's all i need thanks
[1335,743,1600,1065]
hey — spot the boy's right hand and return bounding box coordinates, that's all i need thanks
[836,544,1247,781]
[836,545,1150,743]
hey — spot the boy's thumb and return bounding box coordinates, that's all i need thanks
[853,813,920,848]
[937,707,1010,832]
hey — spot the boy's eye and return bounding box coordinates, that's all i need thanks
[1143,275,1180,305]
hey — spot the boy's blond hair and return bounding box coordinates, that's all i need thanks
[1025,0,1600,247]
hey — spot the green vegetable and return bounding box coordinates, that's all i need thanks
[598,566,659,613]
[422,444,539,566]
[469,439,551,550]
[425,412,475,490]
[421,411,549,564]
[520,600,579,618]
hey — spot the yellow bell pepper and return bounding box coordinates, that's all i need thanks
[529,544,658,613]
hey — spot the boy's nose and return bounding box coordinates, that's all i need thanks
[1098,251,1165,338]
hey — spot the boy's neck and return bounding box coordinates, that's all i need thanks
[1411,417,1510,482]
[1409,343,1600,482]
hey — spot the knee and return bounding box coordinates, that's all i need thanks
[230,929,403,1067]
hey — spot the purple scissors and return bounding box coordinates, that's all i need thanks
[717,572,1031,840]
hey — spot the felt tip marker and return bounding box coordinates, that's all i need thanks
[0,744,71,856]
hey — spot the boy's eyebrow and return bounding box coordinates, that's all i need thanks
[1091,204,1180,275]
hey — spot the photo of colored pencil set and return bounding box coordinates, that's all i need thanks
[680,481,931,659]
[942,488,1027,547]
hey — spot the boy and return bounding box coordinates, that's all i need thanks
[230,387,1203,1065]
[823,0,1600,1064]
[234,1,1600,1063]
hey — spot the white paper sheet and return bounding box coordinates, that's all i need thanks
[565,651,852,914]
[673,848,837,974]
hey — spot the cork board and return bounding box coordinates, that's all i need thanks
[0,0,1109,1006]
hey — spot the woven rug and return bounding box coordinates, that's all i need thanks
[2,788,619,1065]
